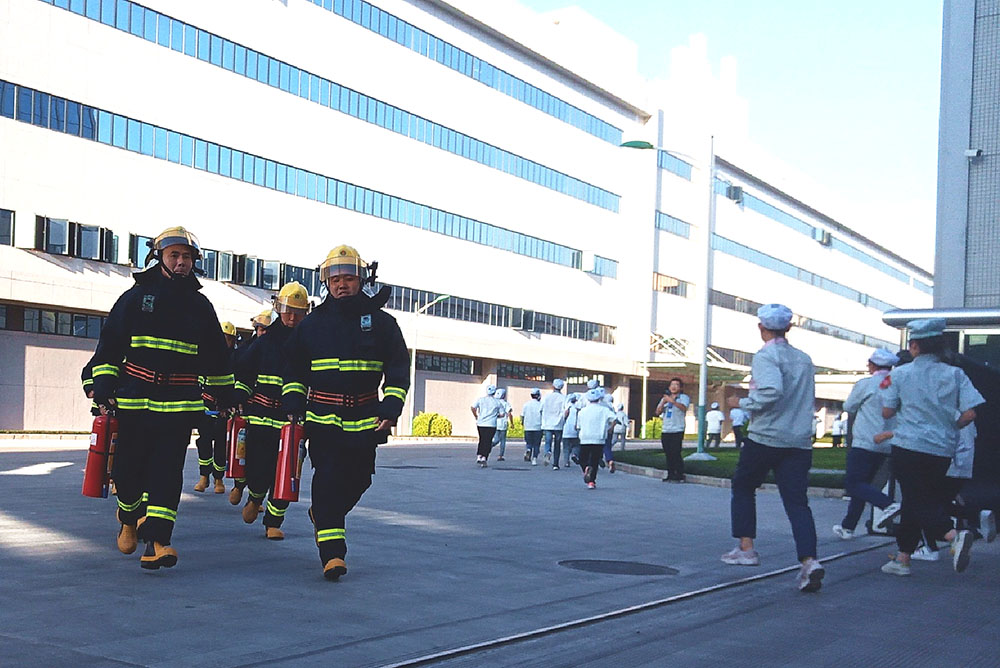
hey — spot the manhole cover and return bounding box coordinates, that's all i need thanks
[376,465,437,470]
[558,560,678,576]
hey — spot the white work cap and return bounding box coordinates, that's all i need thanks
[868,348,899,367]
[908,318,946,340]
[757,303,793,330]
[552,378,565,390]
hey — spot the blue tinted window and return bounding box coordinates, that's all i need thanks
[129,4,142,36]
[167,131,180,162]
[268,57,279,87]
[84,0,99,19]
[32,92,49,127]
[170,18,183,52]
[143,8,156,41]
[65,101,81,135]
[243,154,254,183]
[183,25,196,57]
[96,109,111,143]
[111,114,126,147]
[126,118,140,151]
[222,40,235,70]
[194,139,207,169]
[218,147,231,176]
[234,45,246,75]
[210,35,222,66]
[230,150,242,179]
[114,0,127,30]
[197,29,210,61]
[140,122,154,156]
[206,142,219,173]
[180,135,193,166]
[157,13,170,46]
[100,0,115,25]
[16,86,31,122]
[154,127,167,159]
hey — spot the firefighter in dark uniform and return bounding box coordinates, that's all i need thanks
[87,226,234,569]
[234,282,309,540]
[229,309,273,506]
[282,245,409,580]
[193,321,238,494]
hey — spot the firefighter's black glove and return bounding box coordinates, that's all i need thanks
[91,376,117,412]
[282,393,306,420]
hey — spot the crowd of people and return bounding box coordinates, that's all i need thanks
[78,227,994,593]
[470,378,628,487]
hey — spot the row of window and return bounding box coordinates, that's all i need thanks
[565,370,606,387]
[658,151,693,181]
[0,209,12,246]
[710,345,755,368]
[710,290,896,350]
[714,177,931,289]
[655,211,691,239]
[416,352,476,376]
[305,0,622,144]
[653,273,690,297]
[0,303,105,339]
[40,0,619,212]
[0,79,618,278]
[381,284,616,344]
[497,362,552,382]
[712,234,898,313]
[36,217,118,262]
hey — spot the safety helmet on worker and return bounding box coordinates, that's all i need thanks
[251,309,273,329]
[144,226,201,266]
[274,281,310,314]
[319,245,368,283]
[221,321,237,337]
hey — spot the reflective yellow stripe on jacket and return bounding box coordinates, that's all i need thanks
[383,386,407,401]
[93,364,120,377]
[246,415,291,429]
[130,336,199,355]
[204,374,235,386]
[305,412,379,431]
[310,359,383,372]
[282,382,306,396]
[257,374,283,385]
[116,398,205,413]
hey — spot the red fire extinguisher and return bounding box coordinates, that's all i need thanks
[273,418,306,502]
[226,413,248,479]
[82,413,118,498]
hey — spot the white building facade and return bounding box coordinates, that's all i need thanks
[0,0,931,433]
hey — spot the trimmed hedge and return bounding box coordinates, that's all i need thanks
[412,412,453,437]
[644,416,663,440]
[507,416,524,438]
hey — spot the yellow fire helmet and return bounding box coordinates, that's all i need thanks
[319,245,367,282]
[220,321,237,337]
[274,281,309,313]
[144,226,202,266]
[251,309,273,329]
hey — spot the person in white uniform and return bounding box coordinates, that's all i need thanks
[470,384,501,467]
[705,402,725,449]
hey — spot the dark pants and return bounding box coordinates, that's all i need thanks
[476,426,497,458]
[245,424,290,528]
[308,432,376,563]
[706,433,721,449]
[731,438,817,561]
[113,411,196,545]
[891,446,954,554]
[602,429,614,464]
[195,414,227,479]
[660,431,685,480]
[832,435,843,447]
[579,444,603,483]
[525,430,542,458]
[543,429,563,464]
[840,447,891,531]
[732,425,747,449]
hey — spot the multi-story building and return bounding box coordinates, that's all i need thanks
[0,0,932,433]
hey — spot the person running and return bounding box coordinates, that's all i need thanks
[492,388,513,461]
[880,318,985,576]
[471,384,501,467]
[832,348,902,540]
[705,402,724,449]
[521,389,543,465]
[576,388,614,489]
[561,393,582,467]
[721,303,824,593]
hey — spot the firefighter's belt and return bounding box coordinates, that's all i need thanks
[308,390,378,407]
[125,362,199,386]
[249,393,282,409]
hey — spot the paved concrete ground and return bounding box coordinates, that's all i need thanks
[0,441,996,667]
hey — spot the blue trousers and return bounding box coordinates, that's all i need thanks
[543,429,562,464]
[524,430,542,458]
[731,438,817,561]
[840,447,891,530]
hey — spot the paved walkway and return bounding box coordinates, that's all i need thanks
[0,441,995,667]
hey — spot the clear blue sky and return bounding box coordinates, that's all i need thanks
[519,0,943,269]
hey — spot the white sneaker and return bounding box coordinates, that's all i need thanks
[911,545,939,561]
[874,502,902,529]
[721,546,760,566]
[797,559,824,592]
[832,524,855,540]
[881,557,911,576]
[981,510,997,543]
[951,529,973,573]
[531,457,537,466]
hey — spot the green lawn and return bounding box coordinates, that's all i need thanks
[616,447,847,489]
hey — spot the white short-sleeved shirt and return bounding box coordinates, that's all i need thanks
[705,409,725,434]
[521,399,543,431]
[471,394,502,428]
[495,399,512,431]
[661,393,690,433]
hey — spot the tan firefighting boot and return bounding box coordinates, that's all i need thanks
[242,499,261,524]
[229,485,243,505]
[265,527,285,540]
[116,510,138,555]
[193,475,210,492]
[140,541,178,570]
[323,558,347,581]
[213,478,226,494]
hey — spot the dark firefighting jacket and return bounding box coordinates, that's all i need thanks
[234,318,293,430]
[281,287,409,445]
[86,264,234,414]
[201,345,239,415]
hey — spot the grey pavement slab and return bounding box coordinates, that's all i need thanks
[0,441,996,667]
